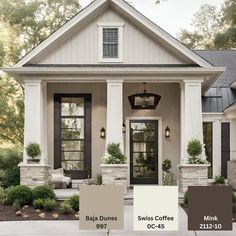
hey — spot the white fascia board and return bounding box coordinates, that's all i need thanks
[230,81,236,89]
[2,66,225,76]
[111,0,213,68]
[14,0,107,67]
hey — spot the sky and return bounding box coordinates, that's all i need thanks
[79,0,225,37]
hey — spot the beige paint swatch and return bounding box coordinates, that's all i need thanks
[79,185,124,230]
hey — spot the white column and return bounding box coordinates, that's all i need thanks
[106,80,123,152]
[213,120,221,176]
[180,80,204,163]
[230,118,236,161]
[23,80,47,164]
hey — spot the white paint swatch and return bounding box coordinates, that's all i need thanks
[133,186,178,231]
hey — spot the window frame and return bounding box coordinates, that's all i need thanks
[98,23,124,63]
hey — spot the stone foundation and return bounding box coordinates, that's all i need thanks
[100,164,128,194]
[19,163,50,187]
[228,161,236,190]
[178,164,210,192]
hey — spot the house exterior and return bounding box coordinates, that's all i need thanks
[2,0,236,188]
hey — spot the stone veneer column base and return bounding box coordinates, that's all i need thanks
[178,164,210,193]
[228,161,236,190]
[100,164,128,194]
[19,163,50,187]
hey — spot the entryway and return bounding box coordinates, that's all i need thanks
[129,120,159,184]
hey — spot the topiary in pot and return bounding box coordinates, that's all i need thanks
[102,143,127,164]
[187,139,208,164]
[26,142,41,162]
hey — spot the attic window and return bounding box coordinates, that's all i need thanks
[98,23,124,62]
[103,28,118,58]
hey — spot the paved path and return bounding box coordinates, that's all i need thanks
[0,206,235,236]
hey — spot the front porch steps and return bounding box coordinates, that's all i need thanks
[54,187,184,205]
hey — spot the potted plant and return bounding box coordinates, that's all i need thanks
[178,138,210,192]
[162,159,173,185]
[26,142,41,164]
[100,143,128,193]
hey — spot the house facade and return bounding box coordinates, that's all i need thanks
[2,0,236,188]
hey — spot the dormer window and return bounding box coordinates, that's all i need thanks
[98,23,124,62]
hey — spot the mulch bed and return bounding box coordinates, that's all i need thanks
[0,202,78,221]
[181,204,236,223]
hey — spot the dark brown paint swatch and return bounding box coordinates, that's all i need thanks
[188,186,232,231]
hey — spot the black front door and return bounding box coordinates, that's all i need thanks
[130,120,158,184]
[54,94,91,179]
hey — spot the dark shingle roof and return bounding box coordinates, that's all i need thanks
[195,50,236,113]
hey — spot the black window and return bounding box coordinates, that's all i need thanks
[103,28,118,58]
[203,122,213,178]
[221,123,230,179]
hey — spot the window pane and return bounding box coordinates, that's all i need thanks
[61,97,84,116]
[103,44,118,58]
[61,118,84,139]
[133,152,155,166]
[103,28,118,43]
[133,142,155,152]
[61,152,84,161]
[61,141,84,151]
[203,122,213,178]
[61,161,84,171]
[132,131,155,142]
[131,122,155,131]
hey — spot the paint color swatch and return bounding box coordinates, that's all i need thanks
[133,186,178,231]
[79,185,124,230]
[188,186,232,231]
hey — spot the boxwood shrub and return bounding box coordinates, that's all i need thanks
[32,185,55,200]
[68,195,80,211]
[7,185,33,206]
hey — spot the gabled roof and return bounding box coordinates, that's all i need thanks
[14,0,213,68]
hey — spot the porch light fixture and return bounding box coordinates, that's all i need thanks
[165,127,170,138]
[128,82,161,110]
[100,127,106,139]
[122,122,126,133]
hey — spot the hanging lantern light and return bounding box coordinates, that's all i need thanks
[128,82,161,110]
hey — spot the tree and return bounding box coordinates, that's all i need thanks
[0,0,81,146]
[178,0,236,50]
[178,4,221,49]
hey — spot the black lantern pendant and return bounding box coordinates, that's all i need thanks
[128,83,161,110]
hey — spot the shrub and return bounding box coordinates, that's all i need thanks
[0,151,22,188]
[32,185,55,200]
[33,198,45,209]
[184,191,188,206]
[7,185,33,206]
[103,143,126,164]
[187,157,208,164]
[68,195,80,211]
[95,174,102,185]
[60,201,73,214]
[26,142,41,159]
[187,139,202,158]
[13,201,21,211]
[162,159,172,172]
[0,187,6,202]
[233,192,236,203]
[43,198,56,212]
[214,175,225,184]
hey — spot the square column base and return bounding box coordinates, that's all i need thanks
[178,164,210,192]
[228,161,236,190]
[19,163,50,187]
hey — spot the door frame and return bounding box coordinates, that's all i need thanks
[125,116,162,186]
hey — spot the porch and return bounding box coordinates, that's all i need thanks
[20,72,206,188]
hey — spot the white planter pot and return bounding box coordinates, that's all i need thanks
[178,164,210,193]
[100,164,129,194]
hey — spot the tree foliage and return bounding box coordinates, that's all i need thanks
[179,0,236,49]
[0,0,81,146]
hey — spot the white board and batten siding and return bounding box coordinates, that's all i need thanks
[33,9,189,65]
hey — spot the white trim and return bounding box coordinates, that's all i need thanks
[125,116,162,186]
[98,23,124,63]
[13,0,213,68]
